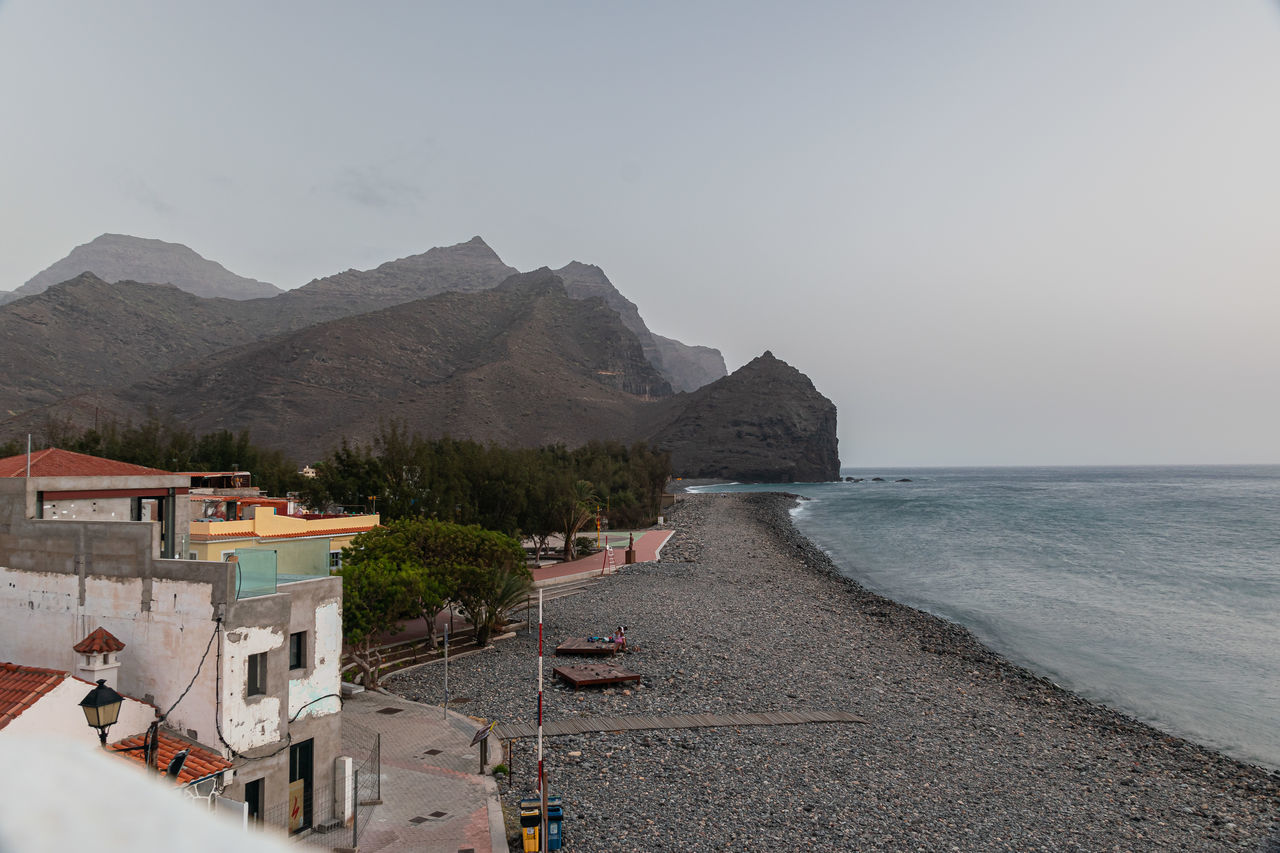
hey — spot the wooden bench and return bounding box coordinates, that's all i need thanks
[553,663,641,688]
[555,637,623,656]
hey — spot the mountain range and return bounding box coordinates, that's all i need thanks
[0,236,839,480]
[3,233,281,304]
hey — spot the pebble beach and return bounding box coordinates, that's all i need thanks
[388,492,1279,851]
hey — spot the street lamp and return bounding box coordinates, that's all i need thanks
[79,679,123,747]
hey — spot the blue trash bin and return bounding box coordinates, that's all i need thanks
[546,795,564,850]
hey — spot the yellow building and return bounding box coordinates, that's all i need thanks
[188,506,380,577]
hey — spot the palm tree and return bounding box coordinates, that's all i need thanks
[457,564,533,646]
[560,479,600,560]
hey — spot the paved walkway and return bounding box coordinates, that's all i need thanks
[343,689,508,853]
[493,709,867,741]
[530,529,674,585]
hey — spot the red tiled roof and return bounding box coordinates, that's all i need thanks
[73,627,126,654]
[0,448,174,478]
[0,662,67,731]
[111,729,233,785]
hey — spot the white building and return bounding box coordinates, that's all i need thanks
[0,450,346,834]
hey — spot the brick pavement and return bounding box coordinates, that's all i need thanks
[343,688,508,853]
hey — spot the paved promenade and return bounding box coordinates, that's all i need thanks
[530,529,674,585]
[343,688,508,853]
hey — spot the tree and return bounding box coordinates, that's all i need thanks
[559,479,600,560]
[448,526,531,645]
[342,518,528,649]
[336,557,417,688]
[343,521,448,650]
[456,563,533,647]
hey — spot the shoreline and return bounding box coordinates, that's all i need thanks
[754,491,1280,773]
[389,493,1278,851]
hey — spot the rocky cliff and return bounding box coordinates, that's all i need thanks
[552,261,727,392]
[4,234,280,304]
[644,351,840,482]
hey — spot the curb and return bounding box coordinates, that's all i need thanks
[482,774,510,853]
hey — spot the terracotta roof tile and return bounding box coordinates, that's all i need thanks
[0,662,67,731]
[0,448,175,478]
[73,627,127,654]
[111,730,233,786]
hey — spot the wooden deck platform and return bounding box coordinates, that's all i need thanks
[552,663,641,688]
[555,637,622,656]
[493,709,866,741]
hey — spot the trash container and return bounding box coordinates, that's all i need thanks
[519,799,541,853]
[546,795,564,850]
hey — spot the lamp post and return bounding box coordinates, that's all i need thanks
[79,679,123,747]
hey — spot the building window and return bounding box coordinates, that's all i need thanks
[328,551,342,570]
[188,551,198,560]
[289,632,306,670]
[247,652,267,697]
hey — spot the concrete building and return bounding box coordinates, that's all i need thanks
[0,455,346,835]
[0,448,192,558]
[189,505,380,577]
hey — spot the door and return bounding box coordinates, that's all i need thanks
[243,778,264,825]
[288,739,313,832]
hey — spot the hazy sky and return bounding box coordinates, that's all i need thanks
[2,2,1278,467]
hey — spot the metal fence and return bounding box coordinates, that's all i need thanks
[345,718,381,839]
[258,778,358,849]
[216,721,382,851]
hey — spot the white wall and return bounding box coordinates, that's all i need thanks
[40,496,134,521]
[220,625,283,752]
[288,600,342,721]
[0,567,223,752]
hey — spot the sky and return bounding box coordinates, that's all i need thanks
[2,1,1279,467]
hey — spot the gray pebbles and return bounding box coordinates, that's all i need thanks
[388,493,1279,851]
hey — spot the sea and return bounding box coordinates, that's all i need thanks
[690,466,1280,771]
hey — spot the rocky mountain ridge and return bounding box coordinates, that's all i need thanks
[4,233,281,304]
[8,272,673,457]
[0,238,838,480]
[8,234,726,393]
[551,261,726,392]
[0,273,277,417]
